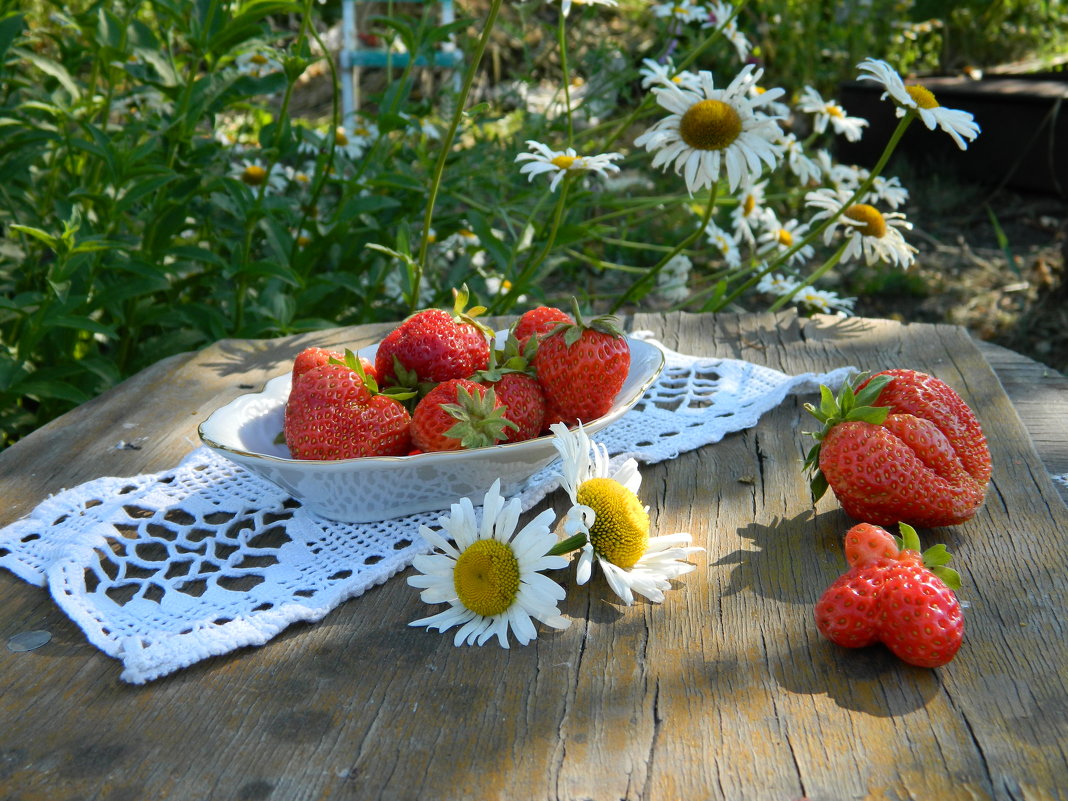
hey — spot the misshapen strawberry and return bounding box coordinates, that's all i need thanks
[410,378,517,452]
[514,305,573,348]
[292,346,376,383]
[804,370,991,528]
[531,301,630,427]
[815,523,964,668]
[473,334,545,443]
[284,352,412,460]
[375,286,492,388]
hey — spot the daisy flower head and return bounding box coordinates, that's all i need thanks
[704,221,742,267]
[235,48,283,78]
[333,124,375,161]
[656,253,693,304]
[806,187,917,269]
[551,423,703,605]
[652,0,708,24]
[857,58,980,150]
[794,285,856,316]
[779,133,822,186]
[634,65,786,195]
[798,86,869,142]
[233,158,286,193]
[639,58,700,91]
[867,174,909,209]
[705,1,751,62]
[730,180,771,245]
[407,479,570,648]
[757,217,814,266]
[516,140,623,193]
[756,271,799,296]
[556,0,618,18]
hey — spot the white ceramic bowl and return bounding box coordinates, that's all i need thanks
[198,334,665,523]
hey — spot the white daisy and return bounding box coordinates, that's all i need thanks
[806,187,917,269]
[551,423,703,605]
[730,180,770,245]
[333,124,374,161]
[438,226,481,261]
[779,133,822,186]
[757,218,815,266]
[233,158,286,193]
[284,163,316,190]
[656,253,693,303]
[857,58,980,150]
[705,1,750,62]
[555,0,618,17]
[797,86,869,142]
[756,272,799,296]
[704,220,742,267]
[652,0,708,24]
[516,140,623,192]
[408,479,570,648]
[235,49,283,78]
[794,286,856,315]
[867,174,909,209]
[634,65,786,195]
[639,58,700,91]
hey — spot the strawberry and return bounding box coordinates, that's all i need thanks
[514,305,573,348]
[375,286,492,388]
[815,522,964,668]
[531,301,630,426]
[284,352,412,460]
[804,370,991,528]
[474,333,546,443]
[410,378,517,452]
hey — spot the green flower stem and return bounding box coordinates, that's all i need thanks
[768,240,848,312]
[558,11,574,146]
[610,189,717,313]
[415,0,505,288]
[712,113,914,312]
[496,178,572,314]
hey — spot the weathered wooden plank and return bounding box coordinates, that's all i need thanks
[1,312,1065,801]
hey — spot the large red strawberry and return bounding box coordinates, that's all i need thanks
[410,378,517,452]
[375,286,492,388]
[514,305,573,348]
[804,370,991,527]
[531,302,630,426]
[284,352,412,459]
[815,522,964,668]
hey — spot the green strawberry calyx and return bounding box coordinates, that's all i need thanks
[330,350,417,403]
[802,371,895,502]
[442,385,519,449]
[895,522,962,591]
[451,284,496,341]
[474,332,536,383]
[545,297,626,347]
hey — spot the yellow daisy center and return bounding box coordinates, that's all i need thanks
[453,539,520,617]
[251,53,269,65]
[827,105,844,118]
[577,478,650,569]
[906,84,939,110]
[743,195,756,215]
[844,204,888,238]
[296,234,311,247]
[679,99,743,151]
[777,228,793,247]
[241,165,266,186]
[551,154,577,170]
[336,127,350,146]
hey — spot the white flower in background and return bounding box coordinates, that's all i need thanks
[867,175,909,209]
[857,58,980,150]
[757,218,815,265]
[333,124,374,160]
[794,286,856,315]
[779,133,822,186]
[233,158,286,193]
[798,86,869,142]
[639,58,700,91]
[551,423,703,605]
[112,89,173,118]
[555,0,618,17]
[408,479,570,648]
[730,180,770,245]
[656,253,693,303]
[806,187,918,268]
[705,221,742,267]
[284,163,316,190]
[402,113,441,140]
[705,1,751,62]
[439,226,481,261]
[652,0,708,24]
[749,83,790,118]
[756,272,799,296]
[235,49,283,78]
[814,150,867,190]
[296,129,323,156]
[516,140,623,192]
[635,65,785,195]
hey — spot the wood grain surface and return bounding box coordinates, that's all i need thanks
[1,311,1065,801]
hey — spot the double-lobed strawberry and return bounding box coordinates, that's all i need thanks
[410,378,517,452]
[473,332,546,443]
[815,522,964,668]
[804,369,991,528]
[531,301,630,428]
[284,349,413,460]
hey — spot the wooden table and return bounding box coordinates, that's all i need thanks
[2,311,1066,801]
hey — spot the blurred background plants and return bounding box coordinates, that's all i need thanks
[1,0,1065,447]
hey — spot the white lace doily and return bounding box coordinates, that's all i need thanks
[0,337,853,683]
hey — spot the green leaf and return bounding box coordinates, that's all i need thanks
[0,12,26,63]
[930,565,962,591]
[843,405,891,425]
[922,543,953,568]
[853,373,893,408]
[817,384,837,419]
[49,314,116,338]
[20,50,81,100]
[547,533,588,557]
[809,471,829,503]
[234,260,302,287]
[10,225,58,249]
[15,377,90,405]
[116,174,178,214]
[898,522,921,553]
